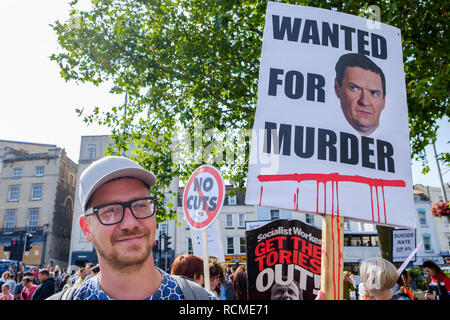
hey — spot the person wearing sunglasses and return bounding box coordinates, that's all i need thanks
[48,156,213,300]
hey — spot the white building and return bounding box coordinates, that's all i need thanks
[68,135,114,266]
[173,187,257,267]
[413,184,450,266]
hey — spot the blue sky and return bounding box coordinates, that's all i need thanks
[0,0,448,188]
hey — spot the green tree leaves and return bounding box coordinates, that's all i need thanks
[51,0,449,221]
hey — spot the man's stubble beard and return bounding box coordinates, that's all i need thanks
[93,227,153,273]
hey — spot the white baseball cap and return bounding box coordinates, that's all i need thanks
[79,156,156,213]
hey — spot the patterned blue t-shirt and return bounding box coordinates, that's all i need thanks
[72,268,216,300]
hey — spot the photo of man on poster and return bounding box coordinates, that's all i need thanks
[270,278,303,300]
[334,53,386,136]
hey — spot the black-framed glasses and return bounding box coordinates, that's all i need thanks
[86,197,157,225]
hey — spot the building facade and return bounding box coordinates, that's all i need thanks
[255,206,381,274]
[174,187,257,267]
[68,135,114,266]
[0,140,77,267]
[413,184,450,266]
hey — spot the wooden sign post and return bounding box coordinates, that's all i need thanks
[202,229,210,291]
[320,214,344,300]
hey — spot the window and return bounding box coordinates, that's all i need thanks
[87,144,97,159]
[31,185,42,200]
[417,208,427,226]
[360,223,365,232]
[423,235,432,252]
[69,173,75,187]
[35,166,44,176]
[13,168,22,177]
[350,236,362,247]
[344,235,378,247]
[226,214,233,228]
[5,210,15,232]
[305,214,314,226]
[228,195,237,205]
[28,209,39,232]
[227,237,234,254]
[444,217,450,229]
[344,220,351,231]
[160,223,168,235]
[270,210,279,220]
[8,186,19,201]
[238,213,245,228]
[187,238,193,254]
[239,237,246,254]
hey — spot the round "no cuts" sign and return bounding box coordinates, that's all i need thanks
[183,165,225,230]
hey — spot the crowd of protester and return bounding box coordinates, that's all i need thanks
[0,261,100,300]
[0,256,447,300]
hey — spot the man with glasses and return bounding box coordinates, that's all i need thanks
[48,156,213,300]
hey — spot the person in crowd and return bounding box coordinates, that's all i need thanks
[14,271,32,300]
[209,257,235,300]
[21,277,38,300]
[59,273,72,292]
[422,260,450,300]
[73,267,88,287]
[343,271,356,300]
[48,156,213,300]
[91,264,100,277]
[83,263,95,282]
[228,263,240,283]
[31,269,55,300]
[0,284,14,300]
[171,254,205,286]
[0,271,10,285]
[53,270,62,293]
[394,269,414,300]
[232,265,247,300]
[208,257,223,298]
[359,258,409,300]
[358,280,370,300]
[6,273,16,296]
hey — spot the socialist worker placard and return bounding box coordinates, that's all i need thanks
[246,219,322,300]
[245,2,415,228]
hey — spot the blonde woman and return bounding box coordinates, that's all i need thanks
[360,258,409,300]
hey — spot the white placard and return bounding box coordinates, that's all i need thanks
[392,229,416,262]
[245,2,415,228]
[190,218,225,262]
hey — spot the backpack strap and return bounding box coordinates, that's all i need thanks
[46,286,78,300]
[172,275,210,300]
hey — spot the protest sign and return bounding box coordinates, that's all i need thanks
[246,219,322,300]
[191,218,225,262]
[245,1,415,229]
[245,220,271,231]
[392,229,416,263]
[183,165,225,290]
[183,165,225,230]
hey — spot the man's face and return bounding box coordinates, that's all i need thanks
[270,282,301,300]
[335,66,385,136]
[82,178,156,272]
[38,273,48,282]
